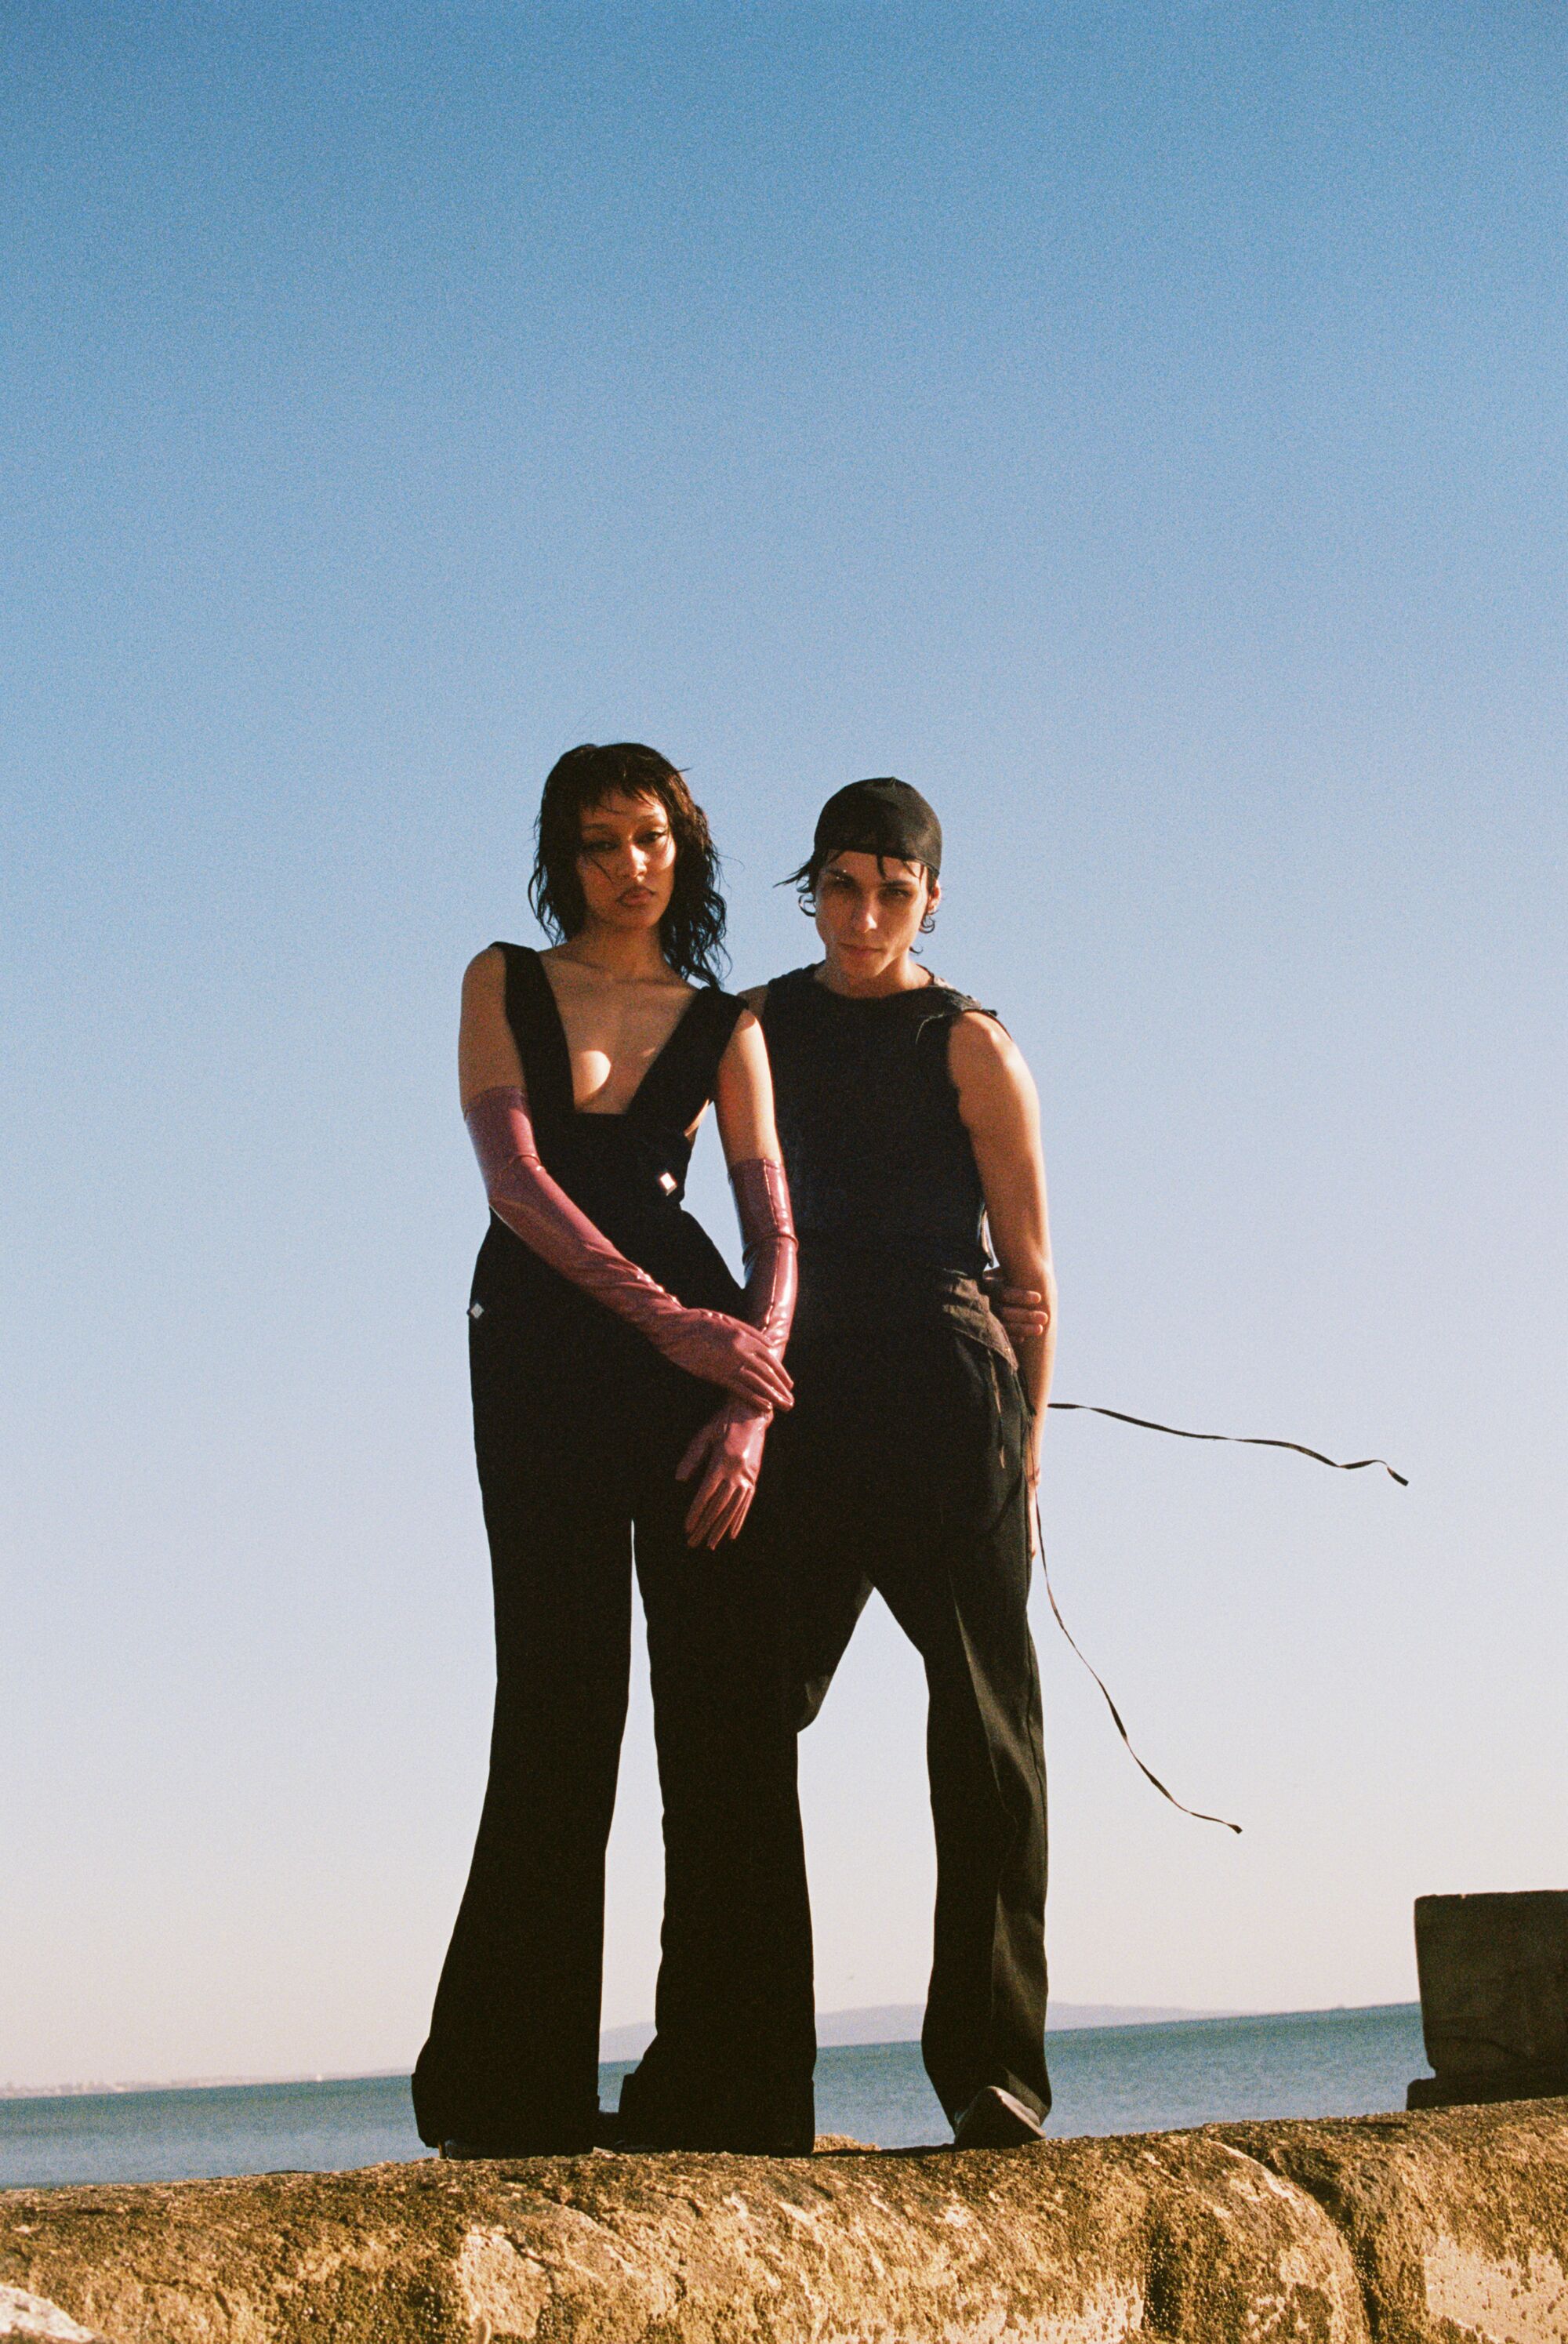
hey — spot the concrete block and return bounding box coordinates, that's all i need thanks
[1408,1889,1568,2109]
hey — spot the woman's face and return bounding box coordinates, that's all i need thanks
[575,789,678,934]
[813,850,938,988]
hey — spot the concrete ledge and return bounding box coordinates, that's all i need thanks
[1,2100,1564,2343]
[1410,2068,1568,2110]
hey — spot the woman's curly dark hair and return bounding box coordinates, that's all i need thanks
[528,742,728,986]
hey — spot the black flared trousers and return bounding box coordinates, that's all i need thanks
[412,1300,816,2154]
[766,1308,1051,2128]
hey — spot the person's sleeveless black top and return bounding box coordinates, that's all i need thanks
[760,965,1007,1344]
[470,945,746,1344]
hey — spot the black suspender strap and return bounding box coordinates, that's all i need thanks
[1035,1409,1407,1832]
[1048,1401,1407,1485]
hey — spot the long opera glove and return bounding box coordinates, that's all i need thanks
[680,1156,798,1546]
[465,1087,792,1414]
[677,1401,771,1548]
[730,1156,799,1352]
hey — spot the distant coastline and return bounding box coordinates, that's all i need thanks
[4,2001,1293,2099]
[599,2001,1245,2062]
[1,2008,1432,2185]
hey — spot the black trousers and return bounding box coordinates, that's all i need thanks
[412,1300,816,2154]
[764,1308,1051,2127]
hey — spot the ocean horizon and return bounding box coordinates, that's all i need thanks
[2,2003,1430,2190]
[2,2001,1238,2102]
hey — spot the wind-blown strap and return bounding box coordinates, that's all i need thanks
[1048,1402,1408,1486]
[1035,1497,1243,1834]
[1033,1406,1406,1831]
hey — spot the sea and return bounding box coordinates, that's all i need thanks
[2,2005,1428,2190]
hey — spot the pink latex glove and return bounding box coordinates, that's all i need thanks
[729,1156,798,1351]
[678,1156,798,1547]
[466,1088,793,1414]
[677,1400,770,1549]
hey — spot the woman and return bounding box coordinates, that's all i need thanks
[750,778,1058,2149]
[413,742,815,2159]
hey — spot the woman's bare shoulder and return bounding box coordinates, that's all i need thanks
[459,946,524,1103]
[463,943,507,998]
[461,938,510,1012]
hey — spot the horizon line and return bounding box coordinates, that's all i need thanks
[1,1999,1422,2101]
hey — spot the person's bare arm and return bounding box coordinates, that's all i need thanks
[714,1011,795,1352]
[459,946,524,1106]
[678,1007,797,1548]
[949,1012,1057,1501]
[713,1006,782,1167]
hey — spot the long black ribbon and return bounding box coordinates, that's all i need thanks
[1034,1406,1407,1832]
[1047,1402,1408,1486]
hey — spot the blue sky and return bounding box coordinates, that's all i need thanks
[4,2,1563,2090]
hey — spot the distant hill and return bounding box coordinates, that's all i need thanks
[2,2006,1247,2097]
[597,2001,1232,2061]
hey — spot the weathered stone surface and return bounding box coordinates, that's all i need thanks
[0,2102,1563,2344]
[0,2287,114,2341]
[1410,1890,1568,2106]
[1223,2098,1568,2344]
[0,2132,1367,2344]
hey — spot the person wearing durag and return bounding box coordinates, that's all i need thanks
[746,778,1058,2148]
[413,742,815,2160]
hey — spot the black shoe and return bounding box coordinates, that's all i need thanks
[951,2086,1047,2149]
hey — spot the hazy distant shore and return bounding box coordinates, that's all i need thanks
[2,2002,1255,2099]
[1,2008,1429,2183]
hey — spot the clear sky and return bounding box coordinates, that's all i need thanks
[4,3,1563,2089]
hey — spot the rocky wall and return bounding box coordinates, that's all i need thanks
[2,2098,1565,2343]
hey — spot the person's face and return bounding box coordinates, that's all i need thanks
[813,850,938,989]
[575,789,678,934]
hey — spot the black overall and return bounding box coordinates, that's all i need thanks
[759,965,1051,2128]
[412,944,815,2154]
